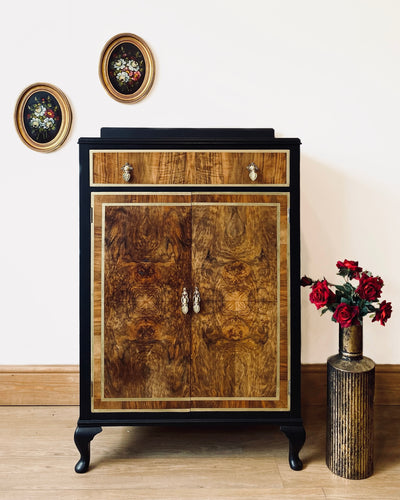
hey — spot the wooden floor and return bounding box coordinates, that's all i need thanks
[0,404,399,499]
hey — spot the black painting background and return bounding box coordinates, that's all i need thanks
[23,91,62,144]
[108,43,146,95]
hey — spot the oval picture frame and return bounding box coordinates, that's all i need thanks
[99,33,155,103]
[14,83,72,153]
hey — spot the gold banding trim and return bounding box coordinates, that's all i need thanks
[190,397,280,401]
[102,396,280,402]
[92,407,192,413]
[91,406,290,413]
[104,397,191,402]
[94,191,192,196]
[103,202,192,206]
[190,407,290,412]
[100,396,280,402]
[192,202,279,206]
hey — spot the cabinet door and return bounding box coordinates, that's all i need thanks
[190,193,290,411]
[91,193,192,412]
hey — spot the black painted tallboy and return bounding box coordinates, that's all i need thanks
[75,128,305,472]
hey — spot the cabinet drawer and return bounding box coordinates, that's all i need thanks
[90,150,289,186]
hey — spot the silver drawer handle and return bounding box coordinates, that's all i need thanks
[193,287,201,314]
[181,288,189,315]
[246,162,259,181]
[121,163,133,182]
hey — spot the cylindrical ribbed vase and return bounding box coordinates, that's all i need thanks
[326,324,375,479]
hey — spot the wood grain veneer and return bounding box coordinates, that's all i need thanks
[92,193,192,411]
[91,192,289,412]
[91,151,289,186]
[190,193,289,410]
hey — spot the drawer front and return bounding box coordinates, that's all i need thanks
[90,150,289,186]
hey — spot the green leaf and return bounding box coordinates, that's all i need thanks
[337,268,349,278]
[361,306,369,316]
[344,283,356,293]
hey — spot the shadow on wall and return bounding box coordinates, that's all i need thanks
[300,155,399,364]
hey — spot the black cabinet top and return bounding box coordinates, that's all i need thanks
[78,128,301,147]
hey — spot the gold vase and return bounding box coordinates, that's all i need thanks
[326,323,375,479]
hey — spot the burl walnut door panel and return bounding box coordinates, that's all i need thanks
[91,191,289,413]
[190,193,290,411]
[91,193,192,412]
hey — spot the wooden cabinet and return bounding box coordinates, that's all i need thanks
[75,128,305,473]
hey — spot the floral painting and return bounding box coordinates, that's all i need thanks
[23,91,62,144]
[99,33,155,103]
[15,83,72,152]
[108,43,146,95]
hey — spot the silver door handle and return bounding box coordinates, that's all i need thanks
[193,287,201,314]
[181,288,189,315]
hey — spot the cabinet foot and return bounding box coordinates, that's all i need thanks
[74,426,102,473]
[280,424,306,471]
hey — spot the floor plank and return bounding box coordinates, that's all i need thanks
[0,488,327,500]
[0,405,399,499]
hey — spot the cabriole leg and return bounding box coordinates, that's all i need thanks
[74,425,102,473]
[280,424,306,471]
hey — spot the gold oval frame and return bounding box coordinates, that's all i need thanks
[14,83,72,153]
[99,33,155,103]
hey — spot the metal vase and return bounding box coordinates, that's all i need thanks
[326,324,375,479]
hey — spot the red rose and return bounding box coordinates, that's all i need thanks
[372,301,392,326]
[355,273,383,301]
[336,259,362,279]
[333,303,360,327]
[309,280,335,309]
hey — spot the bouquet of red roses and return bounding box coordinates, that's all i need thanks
[301,260,392,328]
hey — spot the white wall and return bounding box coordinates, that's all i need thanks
[1,0,399,364]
